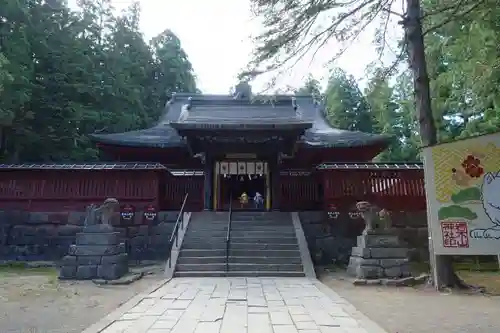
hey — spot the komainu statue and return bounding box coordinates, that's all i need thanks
[356,201,392,234]
[83,198,119,226]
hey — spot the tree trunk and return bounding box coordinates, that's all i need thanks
[404,0,470,289]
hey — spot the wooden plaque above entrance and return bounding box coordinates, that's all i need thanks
[216,161,268,175]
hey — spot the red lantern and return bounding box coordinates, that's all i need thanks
[120,204,135,221]
[143,204,157,223]
[327,203,339,219]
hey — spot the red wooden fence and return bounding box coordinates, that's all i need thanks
[0,164,164,211]
[162,172,204,211]
[322,166,426,211]
[279,170,323,211]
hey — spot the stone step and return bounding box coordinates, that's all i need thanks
[179,249,301,258]
[176,263,303,272]
[188,221,293,227]
[177,256,303,265]
[173,271,305,278]
[186,226,295,232]
[182,242,299,250]
[184,230,297,237]
[182,236,298,245]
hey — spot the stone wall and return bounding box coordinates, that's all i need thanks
[298,210,429,267]
[0,210,179,263]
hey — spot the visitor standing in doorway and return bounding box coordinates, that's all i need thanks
[254,191,263,209]
[240,192,248,209]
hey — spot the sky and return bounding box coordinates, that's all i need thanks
[72,0,403,94]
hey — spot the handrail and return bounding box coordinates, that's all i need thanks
[225,192,233,273]
[167,193,189,268]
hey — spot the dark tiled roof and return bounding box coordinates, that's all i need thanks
[172,97,311,130]
[0,162,168,170]
[90,93,391,149]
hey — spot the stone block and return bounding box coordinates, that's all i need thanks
[68,243,125,256]
[83,224,115,233]
[97,263,128,280]
[77,255,102,265]
[61,255,77,266]
[128,226,149,237]
[76,232,120,246]
[59,265,77,279]
[369,247,409,259]
[0,210,29,225]
[350,246,370,258]
[348,256,379,267]
[151,223,173,236]
[68,212,85,225]
[379,258,409,268]
[47,212,69,224]
[129,236,149,248]
[101,253,128,265]
[28,212,49,224]
[56,225,83,236]
[384,261,412,278]
[76,265,98,279]
[357,233,400,248]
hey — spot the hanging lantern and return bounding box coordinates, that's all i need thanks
[120,204,135,221]
[143,204,157,222]
[240,175,244,181]
[328,203,339,219]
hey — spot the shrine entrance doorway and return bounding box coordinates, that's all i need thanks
[214,161,270,211]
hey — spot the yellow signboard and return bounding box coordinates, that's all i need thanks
[422,132,500,255]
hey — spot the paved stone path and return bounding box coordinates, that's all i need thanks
[96,277,384,333]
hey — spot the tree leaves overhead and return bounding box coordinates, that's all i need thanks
[295,69,421,162]
[0,0,197,162]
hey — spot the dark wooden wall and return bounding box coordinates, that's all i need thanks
[278,170,323,211]
[161,174,204,211]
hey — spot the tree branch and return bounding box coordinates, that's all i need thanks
[422,0,487,36]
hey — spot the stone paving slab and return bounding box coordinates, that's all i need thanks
[89,277,387,333]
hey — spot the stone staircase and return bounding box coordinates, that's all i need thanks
[174,211,305,277]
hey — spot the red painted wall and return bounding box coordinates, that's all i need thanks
[322,169,426,211]
[0,170,161,211]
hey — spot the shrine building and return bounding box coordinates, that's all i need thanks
[89,82,411,212]
[0,83,427,271]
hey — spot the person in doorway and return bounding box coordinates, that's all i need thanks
[239,192,248,209]
[254,191,264,209]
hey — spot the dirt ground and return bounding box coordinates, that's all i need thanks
[321,271,500,333]
[0,266,165,333]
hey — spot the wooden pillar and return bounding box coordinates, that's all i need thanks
[270,157,280,210]
[203,156,213,210]
[213,161,219,211]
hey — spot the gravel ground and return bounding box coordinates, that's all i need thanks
[321,272,500,333]
[0,266,165,333]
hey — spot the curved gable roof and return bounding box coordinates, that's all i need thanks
[90,93,390,149]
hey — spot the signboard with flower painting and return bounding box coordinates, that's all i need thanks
[422,132,500,255]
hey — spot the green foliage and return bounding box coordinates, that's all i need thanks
[324,69,374,133]
[0,0,197,162]
[295,68,421,162]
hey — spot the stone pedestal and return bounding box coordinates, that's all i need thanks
[59,224,128,280]
[347,230,411,279]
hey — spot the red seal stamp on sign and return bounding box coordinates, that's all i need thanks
[441,221,469,248]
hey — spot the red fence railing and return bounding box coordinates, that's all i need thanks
[323,169,426,211]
